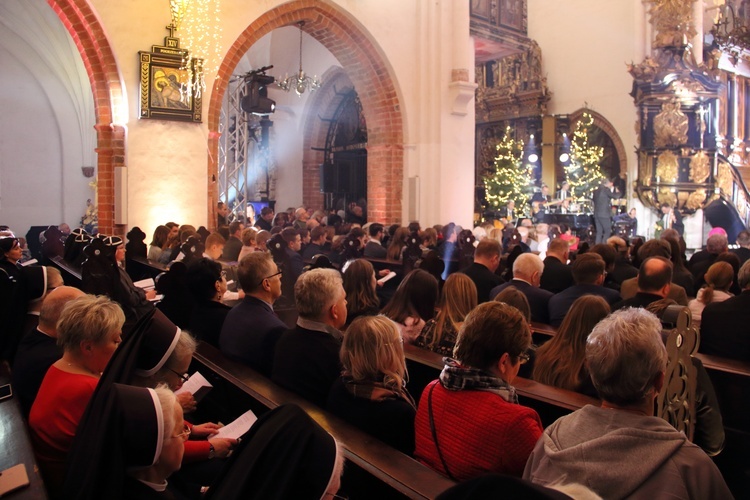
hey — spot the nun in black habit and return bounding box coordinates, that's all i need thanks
[0,236,48,361]
[203,404,343,500]
[66,383,186,499]
[63,308,182,499]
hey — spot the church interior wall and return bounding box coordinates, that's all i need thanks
[0,0,95,234]
[527,0,651,230]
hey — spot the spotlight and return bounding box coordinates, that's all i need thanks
[525,133,539,164]
[558,132,571,165]
[241,74,276,116]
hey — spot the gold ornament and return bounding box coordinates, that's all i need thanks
[717,163,733,195]
[645,0,697,49]
[689,151,710,183]
[657,188,677,207]
[654,101,689,148]
[656,150,679,182]
[686,189,706,210]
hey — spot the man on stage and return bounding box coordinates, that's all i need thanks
[592,178,621,244]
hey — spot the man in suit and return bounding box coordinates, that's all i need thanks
[620,239,688,305]
[363,223,388,259]
[540,238,573,294]
[272,268,346,406]
[302,226,328,262]
[612,257,672,311]
[219,252,286,376]
[490,253,553,324]
[460,239,504,303]
[592,178,621,243]
[12,286,85,416]
[220,221,244,262]
[548,253,621,327]
[700,259,750,362]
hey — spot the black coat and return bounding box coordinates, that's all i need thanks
[540,256,573,294]
[460,262,504,303]
[548,284,621,327]
[490,280,554,324]
[188,300,231,348]
[272,325,342,407]
[700,290,750,362]
[219,296,287,376]
[11,328,62,416]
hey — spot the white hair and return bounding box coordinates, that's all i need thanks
[586,308,666,406]
[512,252,544,280]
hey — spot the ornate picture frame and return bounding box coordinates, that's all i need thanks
[138,36,202,122]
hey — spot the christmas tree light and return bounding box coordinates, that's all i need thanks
[484,126,534,213]
[565,112,605,199]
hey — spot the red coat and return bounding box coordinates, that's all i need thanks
[415,380,543,481]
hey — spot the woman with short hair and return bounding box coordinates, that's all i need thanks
[415,273,477,356]
[30,294,125,492]
[326,315,416,454]
[414,302,542,480]
[533,295,610,397]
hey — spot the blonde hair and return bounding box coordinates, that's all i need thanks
[341,315,407,391]
[57,295,125,351]
[241,227,258,246]
[431,273,477,349]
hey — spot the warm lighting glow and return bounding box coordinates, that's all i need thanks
[177,0,223,98]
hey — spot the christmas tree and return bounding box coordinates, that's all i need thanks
[484,126,534,212]
[565,112,605,199]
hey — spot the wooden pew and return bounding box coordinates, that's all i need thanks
[0,365,49,499]
[403,343,599,427]
[49,256,82,288]
[125,256,167,282]
[191,343,455,500]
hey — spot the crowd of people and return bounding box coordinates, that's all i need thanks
[1,201,747,498]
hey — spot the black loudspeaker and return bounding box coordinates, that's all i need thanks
[320,163,338,192]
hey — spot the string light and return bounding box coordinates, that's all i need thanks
[564,112,605,199]
[176,0,223,99]
[484,126,534,211]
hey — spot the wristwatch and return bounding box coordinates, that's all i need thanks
[208,443,216,459]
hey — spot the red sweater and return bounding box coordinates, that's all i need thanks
[29,365,99,490]
[415,380,543,481]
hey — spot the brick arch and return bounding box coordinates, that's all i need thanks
[208,0,404,224]
[47,0,125,235]
[569,108,628,179]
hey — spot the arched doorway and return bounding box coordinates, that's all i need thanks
[208,1,404,225]
[48,0,124,235]
[569,109,628,192]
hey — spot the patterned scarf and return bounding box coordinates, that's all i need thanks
[342,376,417,410]
[439,358,518,404]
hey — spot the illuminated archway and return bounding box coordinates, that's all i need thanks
[208,1,404,224]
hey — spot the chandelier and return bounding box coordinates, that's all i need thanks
[277,21,321,96]
[711,2,750,55]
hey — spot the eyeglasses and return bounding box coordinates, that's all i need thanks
[323,494,348,500]
[517,352,531,365]
[220,270,227,279]
[167,368,190,383]
[258,269,282,286]
[174,424,191,441]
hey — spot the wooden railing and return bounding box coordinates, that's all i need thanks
[191,343,456,499]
